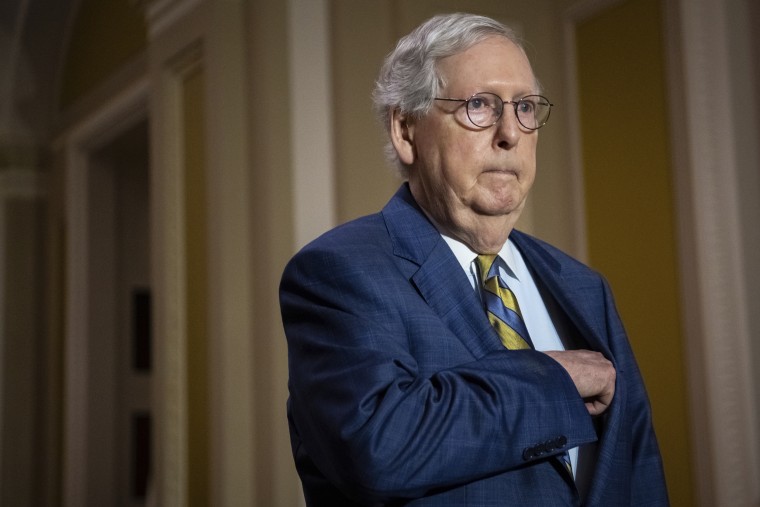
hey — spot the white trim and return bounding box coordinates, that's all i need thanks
[202,4,256,504]
[674,0,760,505]
[561,16,585,262]
[662,2,710,502]
[60,78,149,507]
[149,42,202,507]
[288,0,336,250]
[286,3,334,504]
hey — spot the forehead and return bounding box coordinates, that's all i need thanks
[437,37,536,94]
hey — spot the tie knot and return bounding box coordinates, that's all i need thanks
[475,254,498,282]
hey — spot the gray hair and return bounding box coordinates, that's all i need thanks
[373,13,530,178]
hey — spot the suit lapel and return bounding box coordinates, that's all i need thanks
[411,242,503,358]
[510,231,624,504]
[382,185,502,358]
[510,231,610,357]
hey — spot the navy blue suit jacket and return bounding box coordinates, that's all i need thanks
[280,185,668,506]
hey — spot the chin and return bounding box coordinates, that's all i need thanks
[478,193,523,215]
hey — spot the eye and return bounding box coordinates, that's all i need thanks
[517,99,536,114]
[464,93,502,128]
[469,97,488,110]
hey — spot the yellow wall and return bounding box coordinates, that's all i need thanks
[576,0,693,505]
[59,0,146,107]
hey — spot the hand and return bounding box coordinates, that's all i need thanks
[544,350,616,416]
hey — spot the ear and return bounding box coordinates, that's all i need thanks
[389,108,416,165]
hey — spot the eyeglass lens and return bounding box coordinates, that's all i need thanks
[466,93,551,130]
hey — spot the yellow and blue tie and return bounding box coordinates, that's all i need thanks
[475,254,573,476]
[475,254,533,350]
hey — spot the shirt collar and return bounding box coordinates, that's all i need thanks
[439,231,521,283]
[419,206,521,281]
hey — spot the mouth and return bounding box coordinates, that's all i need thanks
[482,168,518,178]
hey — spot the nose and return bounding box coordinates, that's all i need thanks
[493,105,522,149]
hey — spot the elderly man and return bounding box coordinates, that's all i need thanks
[280,12,668,506]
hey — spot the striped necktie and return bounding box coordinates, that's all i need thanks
[475,254,573,476]
[474,254,533,350]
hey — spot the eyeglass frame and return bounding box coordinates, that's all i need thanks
[434,92,554,130]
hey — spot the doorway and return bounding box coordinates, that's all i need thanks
[88,119,152,506]
[64,94,152,506]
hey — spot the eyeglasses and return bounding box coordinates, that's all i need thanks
[434,92,553,130]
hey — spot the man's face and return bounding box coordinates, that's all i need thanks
[404,37,539,243]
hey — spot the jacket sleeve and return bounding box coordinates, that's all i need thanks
[280,244,597,504]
